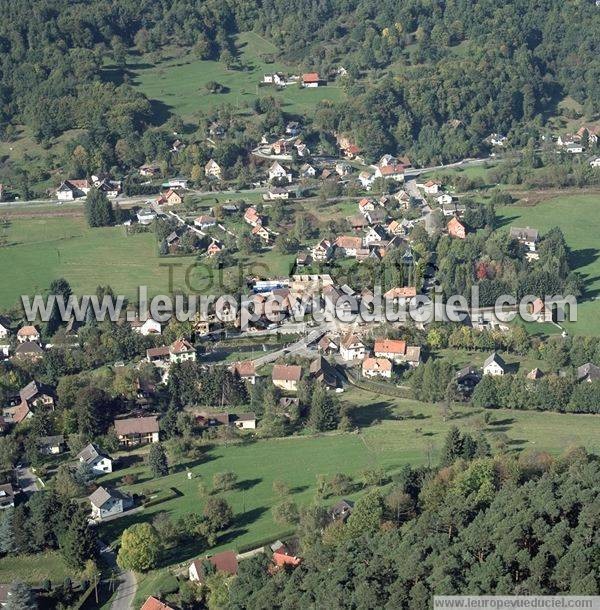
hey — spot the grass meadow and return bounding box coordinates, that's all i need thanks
[99,387,600,585]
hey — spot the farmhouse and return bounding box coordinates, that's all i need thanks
[334,235,363,257]
[374,339,421,366]
[89,486,133,520]
[302,72,321,87]
[362,357,392,379]
[114,415,160,446]
[56,179,91,201]
[374,164,405,181]
[447,216,467,239]
[483,352,506,376]
[272,364,303,392]
[77,443,113,475]
[205,159,222,179]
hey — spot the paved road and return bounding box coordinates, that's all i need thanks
[99,541,137,610]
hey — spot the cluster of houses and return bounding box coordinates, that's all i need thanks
[56,174,122,201]
[262,72,324,88]
[555,126,599,155]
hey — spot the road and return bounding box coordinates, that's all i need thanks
[250,326,326,367]
[99,541,137,610]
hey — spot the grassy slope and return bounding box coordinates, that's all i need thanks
[0,551,74,584]
[497,194,600,335]
[100,388,600,571]
[108,32,344,122]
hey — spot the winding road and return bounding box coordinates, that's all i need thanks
[99,541,137,610]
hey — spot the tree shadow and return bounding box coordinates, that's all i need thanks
[289,485,309,494]
[235,506,268,528]
[236,477,262,491]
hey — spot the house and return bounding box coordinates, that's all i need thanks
[114,416,160,446]
[140,597,175,610]
[230,360,257,385]
[136,208,156,225]
[300,163,316,178]
[329,499,354,522]
[302,72,321,87]
[205,159,222,179]
[364,225,388,247]
[139,163,161,177]
[576,363,600,383]
[89,486,133,520]
[207,239,224,257]
[384,287,417,306]
[271,140,289,155]
[233,413,257,430]
[318,335,338,354]
[421,180,441,195]
[590,157,600,168]
[268,162,292,183]
[483,352,506,376]
[266,186,290,200]
[272,364,302,392]
[95,177,122,198]
[394,189,411,208]
[349,214,369,231]
[374,339,421,366]
[447,216,467,239]
[145,345,171,365]
[160,189,183,206]
[131,317,162,336]
[455,366,481,395]
[196,412,232,428]
[38,435,65,455]
[56,179,91,201]
[189,550,239,582]
[19,380,54,410]
[244,207,263,227]
[358,198,376,215]
[335,162,351,176]
[576,126,599,144]
[263,73,286,86]
[335,236,363,257]
[358,171,375,189]
[170,338,196,363]
[77,443,113,475]
[0,320,8,340]
[3,402,32,425]
[295,142,310,158]
[343,144,361,160]
[194,215,216,229]
[311,239,333,262]
[374,164,405,181]
[362,357,392,379]
[365,208,387,225]
[13,342,44,361]
[252,225,271,243]
[272,542,302,569]
[339,333,367,361]
[528,298,553,322]
[567,144,583,154]
[0,484,15,509]
[310,356,338,388]
[17,325,40,344]
[510,226,539,252]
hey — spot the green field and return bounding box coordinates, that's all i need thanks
[107,32,344,123]
[497,194,600,335]
[0,551,74,584]
[0,214,295,309]
[100,388,600,569]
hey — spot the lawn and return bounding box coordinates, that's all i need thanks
[497,194,600,336]
[0,551,74,584]
[99,388,600,570]
[106,32,344,123]
[0,214,297,309]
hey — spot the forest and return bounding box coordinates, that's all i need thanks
[0,0,598,174]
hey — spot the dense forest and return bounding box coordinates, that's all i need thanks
[227,450,600,608]
[0,0,598,170]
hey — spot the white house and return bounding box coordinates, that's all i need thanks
[311,239,333,262]
[364,225,387,247]
[272,364,302,392]
[194,215,216,229]
[268,162,292,183]
[132,318,162,336]
[300,163,316,178]
[77,443,113,475]
[56,179,91,201]
[590,157,600,168]
[266,186,290,200]
[509,226,539,252]
[17,325,40,344]
[205,159,222,179]
[567,144,583,154]
[358,171,375,189]
[233,413,257,430]
[340,333,367,361]
[0,322,8,340]
[89,487,132,520]
[420,180,441,195]
[136,208,156,225]
[483,352,506,376]
[436,193,453,206]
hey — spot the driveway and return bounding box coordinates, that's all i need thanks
[15,465,38,496]
[99,541,137,610]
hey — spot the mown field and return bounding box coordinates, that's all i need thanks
[0,550,74,584]
[497,193,600,336]
[105,32,344,123]
[100,387,600,578]
[0,213,294,309]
